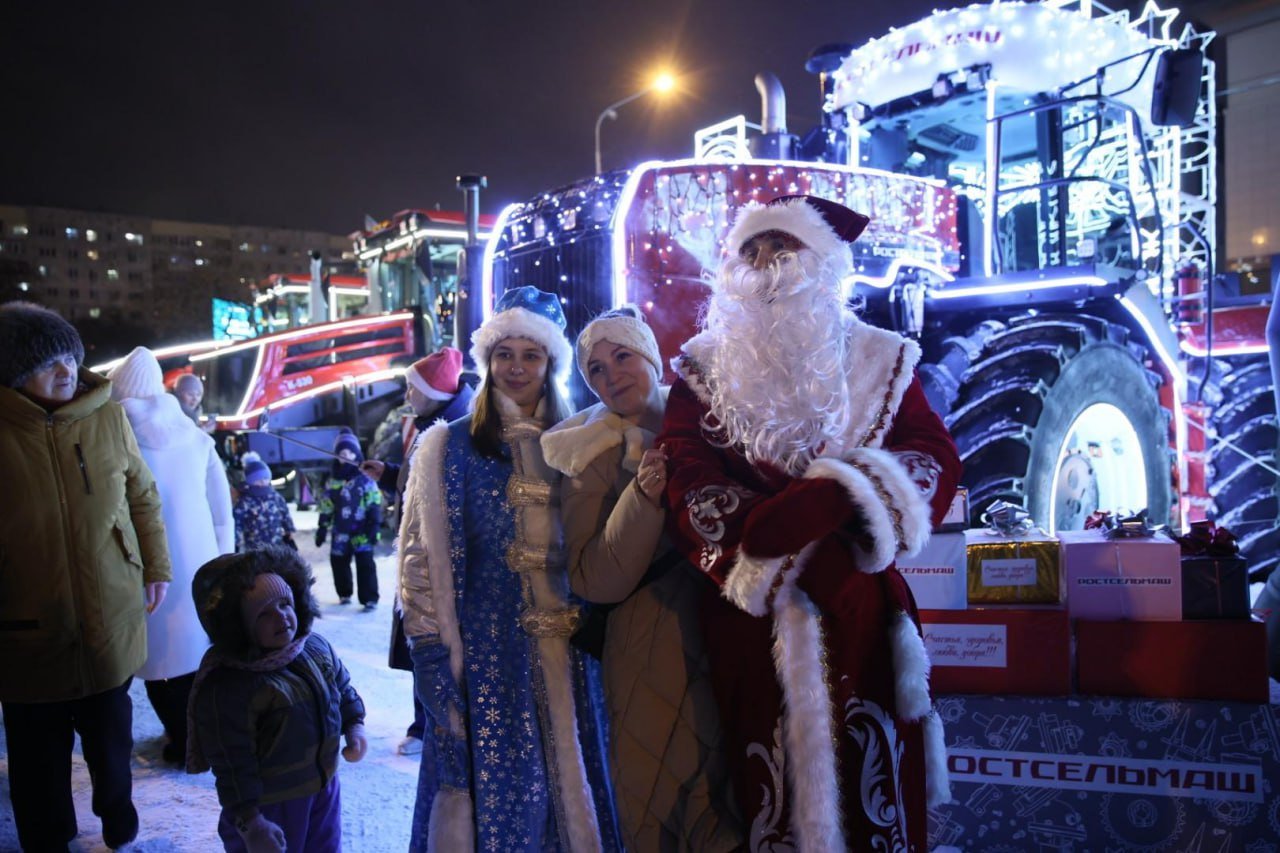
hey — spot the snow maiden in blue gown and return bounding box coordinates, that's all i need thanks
[397,286,620,852]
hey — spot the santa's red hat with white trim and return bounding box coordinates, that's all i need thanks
[724,194,871,276]
[406,347,463,401]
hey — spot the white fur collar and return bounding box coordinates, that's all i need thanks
[541,402,650,477]
[492,386,547,425]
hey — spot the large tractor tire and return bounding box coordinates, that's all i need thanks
[922,313,1174,532]
[1205,355,1280,583]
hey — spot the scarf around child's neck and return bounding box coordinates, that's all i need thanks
[185,634,309,774]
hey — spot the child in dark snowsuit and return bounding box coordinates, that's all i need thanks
[187,548,367,852]
[316,431,383,609]
[233,455,297,551]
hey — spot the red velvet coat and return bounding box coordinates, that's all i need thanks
[659,324,961,852]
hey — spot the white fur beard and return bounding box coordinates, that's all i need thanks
[701,252,857,474]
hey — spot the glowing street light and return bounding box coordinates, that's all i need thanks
[594,71,678,175]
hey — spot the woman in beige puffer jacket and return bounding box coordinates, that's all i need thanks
[542,306,742,852]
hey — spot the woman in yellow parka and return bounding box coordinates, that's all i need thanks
[0,302,171,850]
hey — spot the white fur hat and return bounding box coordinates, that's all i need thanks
[724,194,870,277]
[575,305,662,386]
[108,346,166,401]
[469,286,572,384]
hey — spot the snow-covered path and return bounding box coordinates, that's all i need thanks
[0,511,420,852]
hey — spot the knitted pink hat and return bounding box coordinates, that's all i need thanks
[240,573,293,634]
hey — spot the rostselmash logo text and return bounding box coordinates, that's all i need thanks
[948,748,1262,802]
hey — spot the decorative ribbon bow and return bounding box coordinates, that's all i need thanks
[981,500,1034,536]
[1173,519,1239,557]
[1084,510,1163,540]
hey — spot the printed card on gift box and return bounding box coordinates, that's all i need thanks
[899,532,966,609]
[921,607,1071,695]
[965,528,1062,604]
[1060,528,1183,621]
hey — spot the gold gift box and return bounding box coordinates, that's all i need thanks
[964,528,1063,604]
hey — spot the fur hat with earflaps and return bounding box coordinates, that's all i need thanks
[469,286,572,385]
[0,301,85,389]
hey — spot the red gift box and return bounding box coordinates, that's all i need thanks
[1075,619,1269,703]
[920,607,1071,696]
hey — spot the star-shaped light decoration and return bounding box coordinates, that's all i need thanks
[1130,0,1178,43]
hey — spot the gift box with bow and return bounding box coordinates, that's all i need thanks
[1061,511,1183,621]
[1175,520,1250,620]
[965,501,1063,605]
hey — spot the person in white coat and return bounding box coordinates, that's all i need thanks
[108,346,234,764]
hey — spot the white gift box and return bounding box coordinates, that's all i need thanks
[898,531,967,609]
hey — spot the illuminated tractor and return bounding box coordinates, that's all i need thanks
[120,207,495,483]
[483,1,1277,581]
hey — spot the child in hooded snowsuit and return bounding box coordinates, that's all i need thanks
[187,548,367,853]
[315,431,382,609]
[233,454,297,552]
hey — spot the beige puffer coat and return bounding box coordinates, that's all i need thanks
[545,403,743,852]
[0,370,171,703]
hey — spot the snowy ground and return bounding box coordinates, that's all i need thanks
[0,511,420,852]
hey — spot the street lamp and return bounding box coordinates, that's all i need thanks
[594,72,678,175]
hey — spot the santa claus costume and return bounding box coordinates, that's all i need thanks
[659,195,962,851]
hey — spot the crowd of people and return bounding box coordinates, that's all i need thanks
[1,194,964,851]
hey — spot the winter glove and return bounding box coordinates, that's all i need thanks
[314,527,327,548]
[342,722,368,762]
[231,811,286,853]
[409,638,470,789]
[740,477,859,558]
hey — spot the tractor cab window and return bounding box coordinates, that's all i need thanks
[199,346,259,416]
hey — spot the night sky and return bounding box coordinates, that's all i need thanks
[2,0,951,235]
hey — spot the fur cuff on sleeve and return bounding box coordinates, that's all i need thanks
[804,452,932,573]
[723,543,814,616]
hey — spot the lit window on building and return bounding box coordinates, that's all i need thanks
[87,249,99,261]
[107,269,119,280]
[12,225,29,237]
[38,265,47,277]
[89,307,101,318]
[125,233,144,245]
[65,227,79,239]
[86,229,98,242]
[18,282,29,291]
[239,242,251,252]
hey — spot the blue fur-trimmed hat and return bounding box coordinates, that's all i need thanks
[470,286,572,384]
